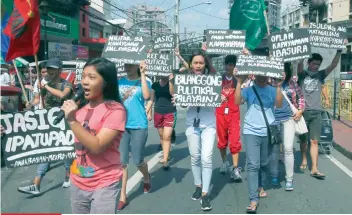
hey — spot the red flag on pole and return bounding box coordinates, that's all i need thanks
[3,0,40,62]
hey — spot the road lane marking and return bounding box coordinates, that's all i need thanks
[325,154,352,178]
[126,151,162,195]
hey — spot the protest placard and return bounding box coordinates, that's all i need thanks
[174,74,222,107]
[205,29,246,55]
[153,34,176,51]
[0,107,75,168]
[269,29,311,62]
[102,35,151,77]
[145,53,173,77]
[308,22,347,49]
[236,55,284,78]
[74,61,86,85]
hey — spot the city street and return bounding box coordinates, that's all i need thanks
[2,106,352,214]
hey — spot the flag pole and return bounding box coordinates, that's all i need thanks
[12,60,29,103]
[34,54,45,108]
[263,11,270,36]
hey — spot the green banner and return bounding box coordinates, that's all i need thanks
[40,12,78,39]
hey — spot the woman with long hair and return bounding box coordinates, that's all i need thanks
[117,61,152,211]
[61,58,126,214]
[181,51,216,211]
[146,73,176,170]
[270,62,305,191]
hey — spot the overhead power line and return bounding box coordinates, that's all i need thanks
[190,8,229,20]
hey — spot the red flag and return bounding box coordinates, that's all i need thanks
[3,0,40,62]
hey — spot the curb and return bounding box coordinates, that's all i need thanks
[332,140,352,160]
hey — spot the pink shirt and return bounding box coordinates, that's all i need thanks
[70,101,126,191]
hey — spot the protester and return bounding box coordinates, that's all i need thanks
[297,51,341,179]
[234,67,284,213]
[180,51,216,211]
[270,62,305,190]
[117,61,152,211]
[25,61,47,110]
[146,73,176,170]
[0,67,10,86]
[17,58,74,195]
[60,58,126,214]
[215,55,242,181]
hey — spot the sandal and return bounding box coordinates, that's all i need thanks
[259,190,267,198]
[246,202,259,214]
[300,164,307,171]
[310,171,325,180]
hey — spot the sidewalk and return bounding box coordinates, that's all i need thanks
[332,119,352,160]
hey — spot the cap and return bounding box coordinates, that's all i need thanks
[46,58,63,69]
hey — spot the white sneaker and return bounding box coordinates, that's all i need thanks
[231,167,243,182]
[62,177,71,188]
[18,184,40,195]
[220,161,230,174]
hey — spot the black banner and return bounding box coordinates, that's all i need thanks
[174,74,222,107]
[145,53,173,77]
[1,107,75,168]
[269,29,311,62]
[102,35,151,77]
[308,22,347,49]
[153,34,176,51]
[74,61,86,85]
[205,29,246,55]
[236,55,284,78]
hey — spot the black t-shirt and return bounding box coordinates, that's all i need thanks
[152,81,176,114]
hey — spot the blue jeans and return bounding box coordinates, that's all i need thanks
[119,128,148,167]
[36,159,73,178]
[186,126,216,194]
[244,134,269,203]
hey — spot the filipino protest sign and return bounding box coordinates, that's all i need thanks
[74,61,86,85]
[205,29,246,55]
[308,22,347,49]
[102,35,151,77]
[174,74,222,107]
[1,107,75,168]
[269,29,311,62]
[145,52,173,77]
[153,34,176,51]
[236,55,284,79]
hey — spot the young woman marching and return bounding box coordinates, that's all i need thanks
[180,51,217,211]
[146,73,176,170]
[270,62,305,190]
[61,58,126,214]
[117,61,152,211]
[234,66,284,214]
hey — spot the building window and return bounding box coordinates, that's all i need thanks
[89,28,101,39]
[82,28,86,37]
[105,32,110,38]
[82,13,86,23]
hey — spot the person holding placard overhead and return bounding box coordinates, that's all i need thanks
[297,50,342,179]
[234,51,284,213]
[178,51,217,211]
[117,61,152,212]
[269,62,305,191]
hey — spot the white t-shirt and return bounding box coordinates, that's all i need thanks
[0,72,10,86]
[32,79,48,109]
[186,106,216,128]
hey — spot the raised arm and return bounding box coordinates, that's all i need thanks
[169,73,175,95]
[175,48,189,69]
[325,50,342,76]
[140,61,151,100]
[146,89,155,114]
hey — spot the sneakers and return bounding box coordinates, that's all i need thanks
[62,176,71,188]
[231,167,242,182]
[18,184,40,195]
[200,195,212,211]
[285,181,294,191]
[220,161,230,174]
[191,187,202,200]
[271,177,279,186]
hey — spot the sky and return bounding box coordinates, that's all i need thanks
[112,0,229,38]
[112,0,298,39]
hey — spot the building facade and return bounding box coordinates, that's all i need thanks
[125,4,171,37]
[281,5,309,30]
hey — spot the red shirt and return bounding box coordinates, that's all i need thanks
[216,76,240,114]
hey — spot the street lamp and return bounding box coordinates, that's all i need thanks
[39,0,49,60]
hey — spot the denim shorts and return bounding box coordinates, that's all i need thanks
[119,128,148,167]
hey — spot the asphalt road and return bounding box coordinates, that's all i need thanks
[2,106,352,214]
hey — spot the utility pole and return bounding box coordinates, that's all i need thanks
[174,0,180,69]
[184,26,187,41]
